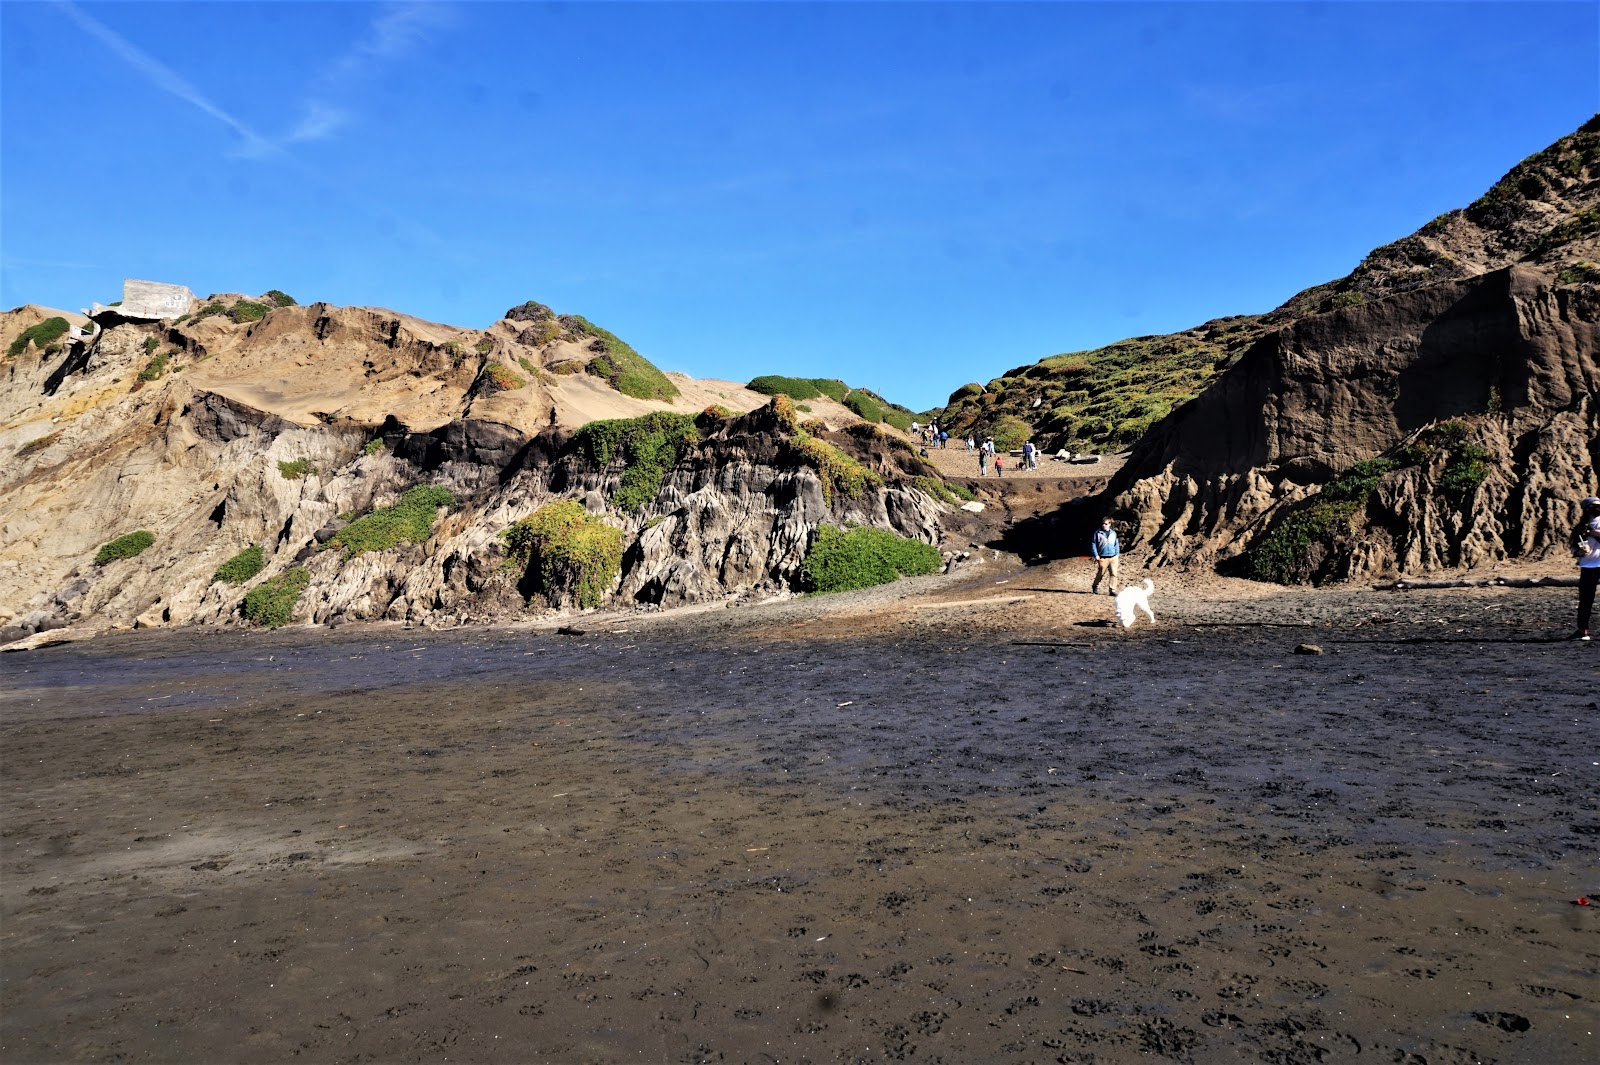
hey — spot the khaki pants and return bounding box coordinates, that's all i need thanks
[1092,555,1120,594]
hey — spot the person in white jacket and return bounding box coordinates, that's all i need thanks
[1571,495,1600,641]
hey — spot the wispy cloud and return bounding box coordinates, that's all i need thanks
[60,1,448,156]
[284,2,453,147]
[56,0,277,157]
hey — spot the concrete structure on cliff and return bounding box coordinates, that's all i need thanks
[88,279,195,321]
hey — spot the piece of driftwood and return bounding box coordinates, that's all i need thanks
[1374,575,1581,591]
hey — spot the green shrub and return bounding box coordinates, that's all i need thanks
[7,317,70,359]
[143,336,160,356]
[95,530,155,565]
[1440,444,1492,499]
[800,524,942,594]
[795,403,813,413]
[137,351,171,381]
[517,356,539,377]
[212,544,265,585]
[483,364,526,391]
[277,458,317,480]
[501,499,622,609]
[748,376,821,400]
[195,304,229,320]
[573,411,700,512]
[1246,500,1359,585]
[1320,458,1401,503]
[328,485,456,558]
[562,315,678,400]
[549,360,582,375]
[264,289,297,307]
[242,568,309,628]
[230,301,270,323]
[363,439,385,456]
[475,339,494,354]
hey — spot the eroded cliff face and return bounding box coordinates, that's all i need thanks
[0,307,946,638]
[1105,265,1599,579]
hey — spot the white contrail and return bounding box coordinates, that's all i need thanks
[55,0,277,157]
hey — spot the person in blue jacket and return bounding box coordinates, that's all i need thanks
[1091,517,1121,596]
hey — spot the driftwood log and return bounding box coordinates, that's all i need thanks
[1374,575,1582,591]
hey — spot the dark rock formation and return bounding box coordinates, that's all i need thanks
[1105,264,1599,579]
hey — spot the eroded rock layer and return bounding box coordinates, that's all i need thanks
[1105,265,1599,579]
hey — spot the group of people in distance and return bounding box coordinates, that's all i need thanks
[909,421,948,450]
[971,437,1040,477]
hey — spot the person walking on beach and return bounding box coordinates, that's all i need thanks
[1091,517,1121,596]
[978,446,989,477]
[994,455,1004,477]
[1571,495,1600,640]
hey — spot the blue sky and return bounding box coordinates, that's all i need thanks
[3,2,1595,411]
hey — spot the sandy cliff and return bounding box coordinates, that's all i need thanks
[0,299,945,637]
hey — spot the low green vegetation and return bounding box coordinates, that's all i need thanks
[264,290,297,307]
[195,304,229,320]
[749,377,915,431]
[771,395,882,502]
[230,300,271,323]
[483,363,526,391]
[573,412,700,512]
[7,317,70,358]
[912,475,976,505]
[212,544,266,585]
[143,336,160,356]
[844,390,886,423]
[137,351,171,381]
[18,431,62,455]
[327,485,456,558]
[800,524,942,594]
[1440,444,1492,500]
[277,458,316,480]
[516,355,539,377]
[1246,499,1361,586]
[562,314,679,400]
[475,338,494,354]
[363,439,385,456]
[501,499,622,609]
[747,376,849,402]
[95,530,155,566]
[242,568,309,628]
[1246,421,1499,584]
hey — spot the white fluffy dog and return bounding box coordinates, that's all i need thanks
[1113,579,1156,629]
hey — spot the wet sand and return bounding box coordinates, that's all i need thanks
[2,574,1598,1064]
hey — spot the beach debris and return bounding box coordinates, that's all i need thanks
[959,501,985,513]
[1575,896,1593,906]
[1294,643,1324,655]
[837,701,853,707]
[556,625,588,636]
[0,625,99,652]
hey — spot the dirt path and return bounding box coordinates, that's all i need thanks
[3,578,1597,1064]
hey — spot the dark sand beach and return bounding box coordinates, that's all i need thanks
[2,569,1597,1064]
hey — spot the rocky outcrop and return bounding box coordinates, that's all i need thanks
[1105,265,1599,579]
[0,318,951,636]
